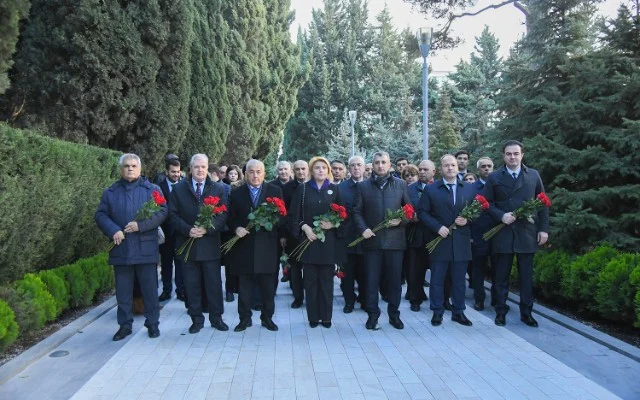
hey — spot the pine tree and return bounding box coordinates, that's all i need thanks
[0,0,30,95]
[325,111,356,163]
[430,85,462,160]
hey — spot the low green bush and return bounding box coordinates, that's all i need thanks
[54,265,92,308]
[37,270,69,317]
[629,266,640,328]
[533,250,573,300]
[561,244,619,313]
[594,254,640,324]
[14,274,57,328]
[0,299,19,352]
[0,285,40,334]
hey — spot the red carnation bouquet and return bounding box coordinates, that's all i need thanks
[348,204,415,247]
[290,203,347,261]
[335,265,345,279]
[425,194,489,253]
[107,190,167,251]
[280,252,290,277]
[482,192,551,241]
[176,196,226,261]
[221,196,287,254]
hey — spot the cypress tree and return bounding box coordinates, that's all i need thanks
[0,0,30,95]
[430,86,462,160]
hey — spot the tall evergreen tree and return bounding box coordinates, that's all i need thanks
[430,85,462,160]
[0,0,30,95]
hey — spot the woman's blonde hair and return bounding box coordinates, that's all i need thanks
[308,156,334,182]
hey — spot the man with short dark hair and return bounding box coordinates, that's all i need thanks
[394,157,409,178]
[483,140,549,327]
[455,150,470,181]
[330,160,346,184]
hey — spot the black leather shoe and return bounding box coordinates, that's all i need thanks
[321,321,332,328]
[188,323,203,334]
[410,303,420,312]
[473,302,484,311]
[225,292,234,302]
[309,321,319,328]
[291,300,303,309]
[521,315,539,327]
[495,314,506,326]
[431,314,443,326]
[389,316,404,330]
[234,319,252,332]
[343,304,354,314]
[211,319,229,331]
[158,290,171,302]
[452,313,472,326]
[148,325,160,338]
[176,291,186,302]
[261,318,279,331]
[112,326,132,341]
[365,316,379,330]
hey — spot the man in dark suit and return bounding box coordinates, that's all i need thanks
[353,151,411,330]
[158,157,185,302]
[169,154,229,333]
[483,140,549,327]
[331,160,347,184]
[268,160,292,283]
[282,160,308,308]
[226,159,282,332]
[455,150,470,181]
[418,154,474,327]
[338,155,366,313]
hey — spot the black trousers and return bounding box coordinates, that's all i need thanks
[407,246,428,305]
[290,259,304,302]
[182,260,224,325]
[238,273,276,320]
[303,264,334,322]
[471,252,497,304]
[364,250,403,318]
[160,236,184,294]
[224,265,238,294]
[494,253,534,316]
[430,261,467,315]
[114,264,160,328]
[341,253,365,306]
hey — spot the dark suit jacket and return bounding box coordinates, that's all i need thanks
[268,178,290,191]
[407,182,435,248]
[226,183,283,274]
[158,177,182,237]
[482,165,549,254]
[470,180,494,256]
[417,179,474,262]
[282,179,304,251]
[338,179,363,255]
[169,176,228,261]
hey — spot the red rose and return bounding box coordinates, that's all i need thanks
[213,204,227,214]
[336,271,345,279]
[204,196,220,206]
[537,192,552,207]
[152,190,167,206]
[475,194,489,210]
[402,204,415,220]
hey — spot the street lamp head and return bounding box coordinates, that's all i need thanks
[416,27,433,57]
[348,110,357,125]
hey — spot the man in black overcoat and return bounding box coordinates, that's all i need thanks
[227,159,282,332]
[170,154,229,334]
[483,140,549,327]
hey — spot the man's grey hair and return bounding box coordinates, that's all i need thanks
[119,153,141,168]
[476,157,493,168]
[293,160,308,168]
[372,151,390,161]
[276,160,291,170]
[246,159,265,170]
[190,154,209,167]
[418,160,436,169]
[348,155,365,165]
[440,154,456,165]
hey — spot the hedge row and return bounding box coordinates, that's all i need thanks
[532,245,640,327]
[0,124,121,284]
[0,253,113,352]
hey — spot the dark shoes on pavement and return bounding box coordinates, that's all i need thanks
[431,314,443,326]
[211,319,229,331]
[410,303,420,312]
[112,326,132,341]
[343,304,354,313]
[189,323,204,334]
[225,292,234,302]
[389,315,404,330]
[521,315,539,327]
[452,313,472,326]
[234,319,253,332]
[309,321,319,328]
[495,314,506,326]
[365,315,379,330]
[158,290,171,302]
[148,325,160,338]
[176,291,186,302]
[291,300,303,309]
[321,321,332,328]
[473,302,484,311]
[261,318,279,331]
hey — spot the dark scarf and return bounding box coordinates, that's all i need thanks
[373,172,392,188]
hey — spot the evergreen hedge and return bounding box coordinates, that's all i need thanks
[0,124,120,284]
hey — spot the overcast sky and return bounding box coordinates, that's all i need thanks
[289,0,624,73]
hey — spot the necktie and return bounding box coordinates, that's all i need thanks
[512,172,517,180]
[447,183,455,205]
[195,182,202,202]
[250,187,260,207]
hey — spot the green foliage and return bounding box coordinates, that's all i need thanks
[37,270,68,317]
[533,250,573,300]
[594,253,640,323]
[630,265,640,327]
[0,299,19,351]
[562,244,619,312]
[0,125,120,284]
[430,86,461,161]
[14,274,56,329]
[55,265,91,308]
[0,0,30,94]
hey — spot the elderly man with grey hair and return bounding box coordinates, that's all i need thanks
[95,153,167,341]
[169,154,230,333]
[269,160,292,188]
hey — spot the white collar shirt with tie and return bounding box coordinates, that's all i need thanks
[506,166,522,180]
[444,179,457,205]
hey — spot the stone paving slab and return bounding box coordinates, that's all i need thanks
[54,278,625,400]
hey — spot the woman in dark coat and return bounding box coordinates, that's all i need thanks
[290,156,343,328]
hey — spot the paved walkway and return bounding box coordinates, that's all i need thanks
[1,277,639,400]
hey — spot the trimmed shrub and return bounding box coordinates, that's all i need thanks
[14,274,56,327]
[54,265,92,308]
[629,266,640,328]
[595,254,640,323]
[0,285,40,334]
[37,269,69,316]
[533,250,573,300]
[0,124,120,285]
[91,253,114,294]
[561,244,619,313]
[0,299,19,351]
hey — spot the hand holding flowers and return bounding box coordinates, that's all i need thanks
[348,204,414,247]
[290,203,347,261]
[107,190,167,251]
[482,192,551,241]
[176,196,226,261]
[221,197,287,254]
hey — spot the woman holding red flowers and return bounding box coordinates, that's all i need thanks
[289,156,344,328]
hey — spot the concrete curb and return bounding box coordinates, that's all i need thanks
[487,283,640,363]
[0,296,118,385]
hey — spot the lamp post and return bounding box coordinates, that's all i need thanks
[417,27,433,160]
[348,110,357,157]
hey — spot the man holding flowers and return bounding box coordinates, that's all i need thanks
[225,159,284,332]
[483,140,549,327]
[95,153,167,341]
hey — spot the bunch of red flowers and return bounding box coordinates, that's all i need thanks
[483,192,552,241]
[331,203,348,220]
[107,190,167,251]
[425,194,490,253]
[290,203,347,261]
[335,265,345,279]
[267,197,287,216]
[177,196,226,261]
[348,204,415,247]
